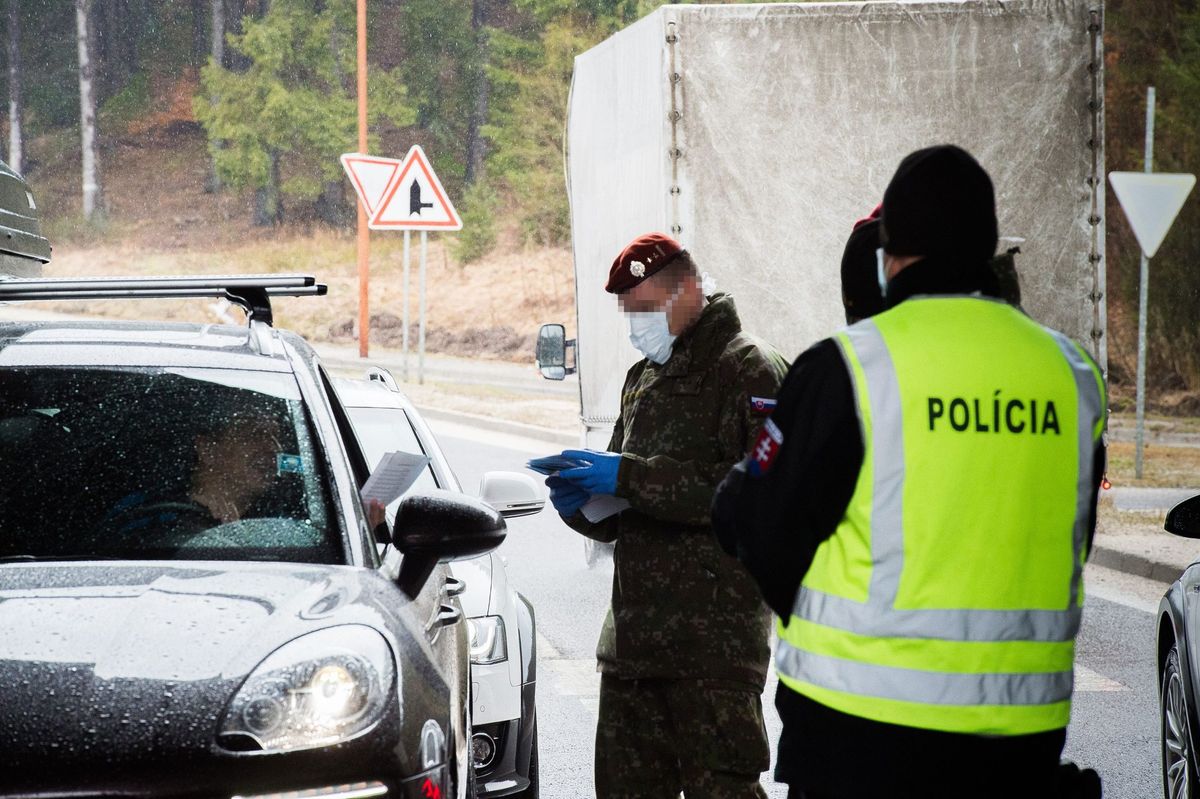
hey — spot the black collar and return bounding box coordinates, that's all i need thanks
[885,255,998,309]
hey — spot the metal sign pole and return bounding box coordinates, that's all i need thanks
[402,229,410,382]
[1135,86,1155,480]
[354,0,369,358]
[419,231,427,385]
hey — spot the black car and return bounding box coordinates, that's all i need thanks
[1157,493,1200,799]
[0,275,502,799]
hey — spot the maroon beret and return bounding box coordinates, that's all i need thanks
[605,232,685,294]
[852,203,883,232]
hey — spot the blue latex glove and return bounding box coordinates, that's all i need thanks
[557,449,621,496]
[546,475,589,517]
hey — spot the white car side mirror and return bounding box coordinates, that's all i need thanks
[480,471,546,519]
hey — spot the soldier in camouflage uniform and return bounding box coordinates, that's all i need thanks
[547,232,788,799]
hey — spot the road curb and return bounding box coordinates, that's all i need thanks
[414,405,579,447]
[1090,544,1187,585]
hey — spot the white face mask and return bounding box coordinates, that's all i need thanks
[875,247,889,299]
[627,285,684,365]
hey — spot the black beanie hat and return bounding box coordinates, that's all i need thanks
[881,145,998,264]
[841,218,885,322]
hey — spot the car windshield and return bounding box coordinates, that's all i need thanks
[0,367,342,564]
[344,405,439,516]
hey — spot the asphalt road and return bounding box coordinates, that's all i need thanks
[430,420,1165,799]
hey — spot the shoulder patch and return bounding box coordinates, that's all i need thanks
[748,418,783,476]
[750,396,777,413]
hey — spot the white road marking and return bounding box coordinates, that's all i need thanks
[538,631,601,715]
[543,660,601,698]
[536,631,565,661]
[1084,563,1163,615]
[1075,664,1128,692]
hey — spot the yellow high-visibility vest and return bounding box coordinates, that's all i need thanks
[776,296,1105,736]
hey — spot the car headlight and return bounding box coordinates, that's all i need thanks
[220,626,395,753]
[467,616,507,665]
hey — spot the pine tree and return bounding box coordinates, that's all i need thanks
[195,0,414,226]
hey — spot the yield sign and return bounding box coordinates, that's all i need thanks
[371,145,462,231]
[340,153,403,217]
[1109,172,1196,258]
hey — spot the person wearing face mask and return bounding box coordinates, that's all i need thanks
[712,146,1107,799]
[546,231,788,799]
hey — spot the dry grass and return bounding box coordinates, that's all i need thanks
[1105,441,1200,489]
[31,230,576,362]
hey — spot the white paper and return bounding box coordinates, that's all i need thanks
[361,451,432,506]
[581,494,631,523]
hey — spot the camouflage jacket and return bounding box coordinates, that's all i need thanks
[566,293,788,688]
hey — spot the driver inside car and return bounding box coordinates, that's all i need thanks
[101,410,288,538]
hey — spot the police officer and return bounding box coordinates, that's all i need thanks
[713,146,1106,799]
[547,232,788,798]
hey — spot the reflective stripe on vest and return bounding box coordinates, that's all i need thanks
[775,297,1105,736]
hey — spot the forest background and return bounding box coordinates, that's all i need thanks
[1,0,1198,413]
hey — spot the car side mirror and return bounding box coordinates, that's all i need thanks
[393,489,507,598]
[536,323,576,381]
[1166,494,1200,539]
[480,471,546,519]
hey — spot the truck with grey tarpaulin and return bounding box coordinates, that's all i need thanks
[536,0,1106,561]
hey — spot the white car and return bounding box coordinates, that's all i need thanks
[334,370,541,799]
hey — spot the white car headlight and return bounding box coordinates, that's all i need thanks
[467,616,507,665]
[220,626,395,753]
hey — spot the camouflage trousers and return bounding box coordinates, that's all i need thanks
[595,675,770,799]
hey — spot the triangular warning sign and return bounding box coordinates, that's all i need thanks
[370,145,463,232]
[341,153,403,217]
[1109,172,1196,259]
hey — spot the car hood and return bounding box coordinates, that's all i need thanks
[0,560,415,767]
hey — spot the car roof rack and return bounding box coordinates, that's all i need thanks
[0,274,327,328]
[366,366,401,393]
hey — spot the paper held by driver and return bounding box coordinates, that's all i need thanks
[361,451,433,507]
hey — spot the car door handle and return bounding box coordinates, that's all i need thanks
[443,576,466,597]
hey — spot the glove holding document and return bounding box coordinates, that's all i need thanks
[528,450,631,523]
[526,454,591,476]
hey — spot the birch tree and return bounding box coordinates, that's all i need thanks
[75,0,104,220]
[6,0,21,173]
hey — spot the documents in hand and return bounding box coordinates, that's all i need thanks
[361,451,432,506]
[580,494,631,523]
[527,454,630,522]
[526,454,591,476]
